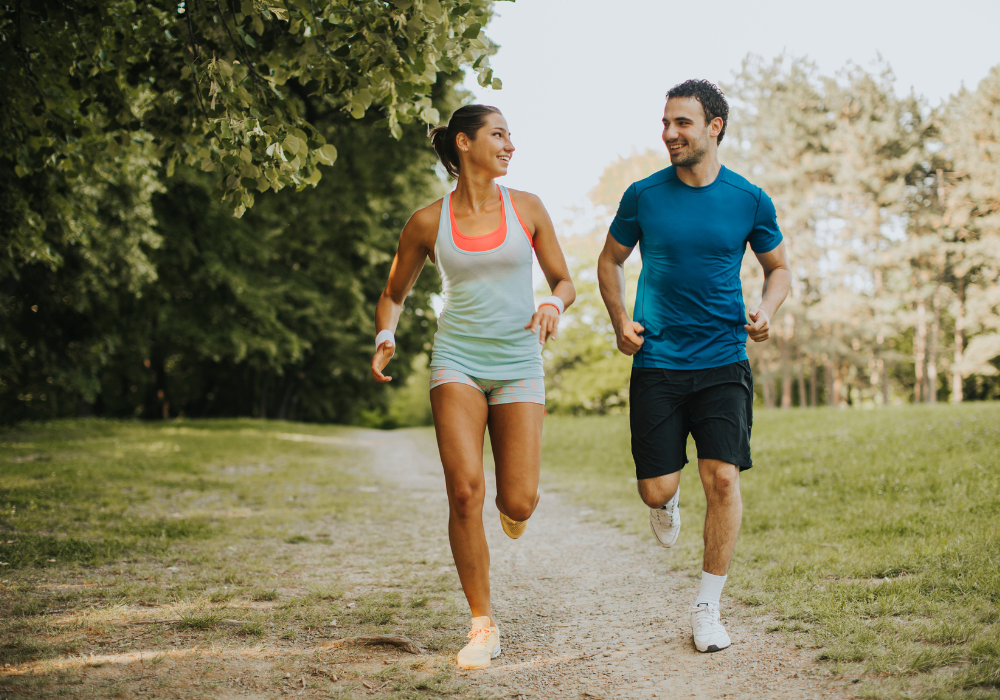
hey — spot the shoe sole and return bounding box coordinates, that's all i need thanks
[457,643,502,670]
[696,641,731,653]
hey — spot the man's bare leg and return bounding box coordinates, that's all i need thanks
[699,458,742,575]
[637,472,680,508]
[689,458,742,652]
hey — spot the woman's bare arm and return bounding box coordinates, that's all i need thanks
[511,190,575,344]
[371,202,440,383]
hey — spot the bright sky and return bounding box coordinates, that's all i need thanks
[462,0,1000,226]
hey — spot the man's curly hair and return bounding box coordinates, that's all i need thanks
[666,79,729,145]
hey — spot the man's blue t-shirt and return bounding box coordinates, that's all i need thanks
[609,165,782,370]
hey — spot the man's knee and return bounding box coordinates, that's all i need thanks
[704,462,740,500]
[637,476,678,509]
[638,486,665,509]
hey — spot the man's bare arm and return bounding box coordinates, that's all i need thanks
[597,234,645,356]
[744,241,791,342]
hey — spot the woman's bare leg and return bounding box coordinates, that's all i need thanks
[489,402,544,522]
[430,383,492,622]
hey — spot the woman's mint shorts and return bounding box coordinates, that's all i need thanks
[429,366,545,405]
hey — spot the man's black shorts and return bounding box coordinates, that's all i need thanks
[629,360,754,479]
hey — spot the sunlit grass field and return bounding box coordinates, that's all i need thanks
[540,402,1000,700]
[0,419,472,699]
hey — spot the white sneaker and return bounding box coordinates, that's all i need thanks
[690,603,732,652]
[456,616,501,670]
[649,488,680,548]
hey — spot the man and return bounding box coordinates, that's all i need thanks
[597,79,790,653]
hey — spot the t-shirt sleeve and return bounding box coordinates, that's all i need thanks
[609,184,641,248]
[748,190,783,254]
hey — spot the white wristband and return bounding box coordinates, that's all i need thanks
[538,295,564,314]
[375,329,395,351]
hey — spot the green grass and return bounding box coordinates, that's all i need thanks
[540,402,1000,700]
[0,418,471,699]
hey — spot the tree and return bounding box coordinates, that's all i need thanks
[1,0,503,423]
[940,65,1000,400]
[2,0,501,217]
[543,56,1000,412]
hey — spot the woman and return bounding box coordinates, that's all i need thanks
[370,105,575,670]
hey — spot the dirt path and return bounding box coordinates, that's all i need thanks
[366,428,854,700]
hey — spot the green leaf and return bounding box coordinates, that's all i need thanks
[282,135,301,155]
[420,106,441,124]
[268,6,289,20]
[462,23,481,39]
[423,0,443,21]
[491,77,502,90]
[316,144,338,165]
[350,89,373,119]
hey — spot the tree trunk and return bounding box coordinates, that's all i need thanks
[810,361,819,407]
[915,299,927,403]
[877,358,889,406]
[952,276,965,403]
[762,371,775,409]
[277,377,297,420]
[259,370,270,419]
[824,358,835,406]
[927,288,940,404]
[832,362,844,407]
[781,359,793,409]
[780,315,793,409]
[798,363,807,408]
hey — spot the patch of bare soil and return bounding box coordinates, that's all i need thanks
[368,428,857,700]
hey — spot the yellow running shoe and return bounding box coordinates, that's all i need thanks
[497,492,538,539]
[457,616,500,670]
[499,510,528,539]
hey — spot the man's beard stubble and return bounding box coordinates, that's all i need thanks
[668,136,709,168]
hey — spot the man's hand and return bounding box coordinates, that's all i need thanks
[525,305,560,344]
[371,341,395,383]
[744,307,770,342]
[616,318,645,356]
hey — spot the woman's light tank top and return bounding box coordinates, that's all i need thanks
[430,185,543,379]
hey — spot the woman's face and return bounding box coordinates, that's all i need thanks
[459,113,514,178]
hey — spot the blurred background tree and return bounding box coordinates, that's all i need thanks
[545,58,1000,411]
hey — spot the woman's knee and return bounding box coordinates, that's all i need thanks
[500,491,538,522]
[449,481,485,518]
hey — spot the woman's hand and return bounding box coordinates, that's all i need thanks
[525,305,560,344]
[371,341,395,383]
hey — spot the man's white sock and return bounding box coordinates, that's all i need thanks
[695,571,727,607]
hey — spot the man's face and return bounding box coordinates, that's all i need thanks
[662,97,714,168]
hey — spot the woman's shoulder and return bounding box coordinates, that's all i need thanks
[401,197,445,245]
[410,197,445,229]
[506,188,543,210]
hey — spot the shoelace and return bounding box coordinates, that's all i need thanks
[656,506,675,526]
[693,605,720,632]
[467,626,492,645]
